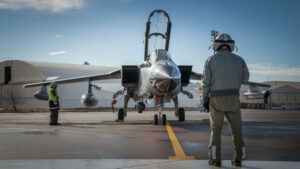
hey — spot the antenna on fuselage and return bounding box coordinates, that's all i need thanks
[144,10,172,61]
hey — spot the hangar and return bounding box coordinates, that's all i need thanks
[240,82,300,109]
[0,60,121,110]
[0,60,200,110]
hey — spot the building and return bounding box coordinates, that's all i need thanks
[264,81,300,90]
[239,82,300,109]
[0,60,200,110]
[269,85,300,109]
[0,60,120,110]
[197,81,300,110]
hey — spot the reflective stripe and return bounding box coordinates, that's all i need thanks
[242,146,246,160]
[210,89,239,97]
[212,146,216,160]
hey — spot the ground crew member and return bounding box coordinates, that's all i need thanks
[48,82,60,125]
[202,33,249,167]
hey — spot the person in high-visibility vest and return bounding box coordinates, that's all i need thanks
[48,82,60,125]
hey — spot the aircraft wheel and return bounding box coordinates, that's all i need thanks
[137,102,145,113]
[154,114,158,125]
[179,107,185,122]
[162,114,167,125]
[118,108,124,120]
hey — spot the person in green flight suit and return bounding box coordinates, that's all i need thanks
[202,33,249,167]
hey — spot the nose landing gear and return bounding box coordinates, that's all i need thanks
[153,108,167,125]
[153,95,167,125]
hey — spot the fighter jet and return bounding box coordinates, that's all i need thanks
[24,10,270,125]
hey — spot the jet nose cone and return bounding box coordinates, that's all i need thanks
[150,63,181,93]
[157,68,175,79]
[152,63,181,80]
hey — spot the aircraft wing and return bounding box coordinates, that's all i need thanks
[23,69,121,88]
[190,71,202,80]
[243,81,271,88]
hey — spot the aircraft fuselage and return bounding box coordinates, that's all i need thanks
[137,49,181,97]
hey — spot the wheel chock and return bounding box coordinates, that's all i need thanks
[202,118,210,122]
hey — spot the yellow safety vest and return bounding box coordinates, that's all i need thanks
[48,88,59,105]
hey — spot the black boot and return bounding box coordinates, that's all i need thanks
[231,160,241,167]
[54,110,60,125]
[208,160,221,167]
[49,110,55,125]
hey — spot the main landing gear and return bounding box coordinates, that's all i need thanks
[118,108,125,121]
[178,107,185,122]
[173,96,185,122]
[117,95,129,121]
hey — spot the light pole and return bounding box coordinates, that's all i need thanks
[210,30,219,54]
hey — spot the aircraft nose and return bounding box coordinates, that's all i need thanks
[150,64,181,93]
[152,78,180,93]
[151,63,181,80]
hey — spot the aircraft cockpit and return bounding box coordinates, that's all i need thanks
[148,49,173,62]
[144,10,171,61]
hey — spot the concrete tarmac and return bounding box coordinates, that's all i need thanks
[0,109,299,168]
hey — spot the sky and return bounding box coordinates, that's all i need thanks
[0,0,299,82]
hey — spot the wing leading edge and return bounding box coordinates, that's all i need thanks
[190,71,203,80]
[23,69,121,88]
[244,81,271,88]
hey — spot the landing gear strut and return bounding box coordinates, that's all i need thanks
[173,96,185,122]
[118,95,129,121]
[153,96,167,125]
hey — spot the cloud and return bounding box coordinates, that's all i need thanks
[248,64,300,77]
[0,0,83,12]
[48,51,67,55]
[55,34,62,38]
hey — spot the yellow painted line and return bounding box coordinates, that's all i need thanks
[166,122,195,160]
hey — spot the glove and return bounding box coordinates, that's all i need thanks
[203,97,210,112]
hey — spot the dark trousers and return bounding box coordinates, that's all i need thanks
[50,109,59,124]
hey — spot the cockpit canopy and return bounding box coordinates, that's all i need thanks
[148,49,172,62]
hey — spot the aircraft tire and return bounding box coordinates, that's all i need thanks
[118,108,124,120]
[179,107,185,122]
[154,114,158,125]
[162,114,167,125]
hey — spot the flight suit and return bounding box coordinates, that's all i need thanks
[202,49,249,162]
[48,87,60,125]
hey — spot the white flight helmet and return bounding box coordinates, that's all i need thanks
[50,82,57,88]
[213,33,235,52]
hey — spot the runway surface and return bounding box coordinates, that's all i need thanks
[0,109,299,168]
